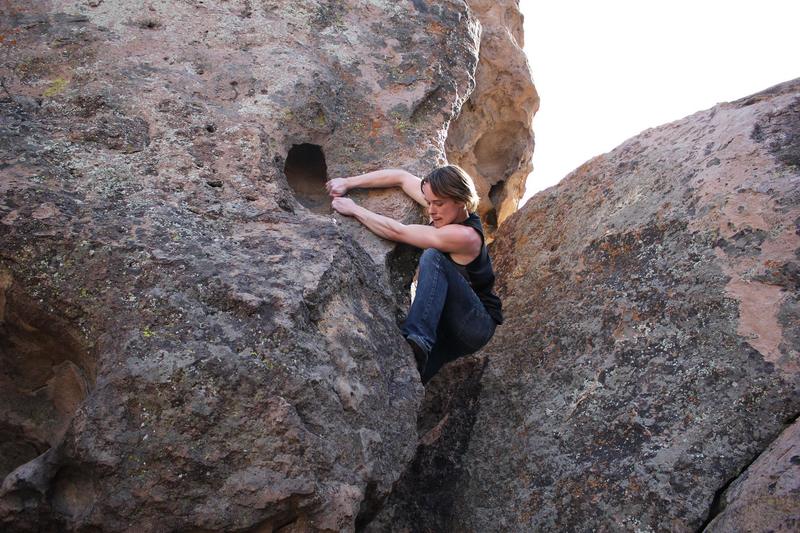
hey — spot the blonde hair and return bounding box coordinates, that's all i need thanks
[420,165,480,212]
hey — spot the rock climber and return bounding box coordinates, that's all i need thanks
[327,165,503,384]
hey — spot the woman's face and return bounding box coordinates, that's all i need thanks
[422,183,466,228]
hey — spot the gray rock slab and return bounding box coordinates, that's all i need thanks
[705,418,800,533]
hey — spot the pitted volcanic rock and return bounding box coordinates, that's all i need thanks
[375,79,800,531]
[0,0,505,530]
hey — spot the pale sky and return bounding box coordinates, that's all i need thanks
[518,0,800,203]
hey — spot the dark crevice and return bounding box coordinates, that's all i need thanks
[284,143,329,214]
[699,473,738,532]
[697,411,800,531]
[357,355,490,531]
[483,181,505,235]
[354,480,380,531]
[488,181,505,210]
[385,243,422,326]
[484,207,498,236]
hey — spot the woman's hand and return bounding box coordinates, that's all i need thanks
[332,197,358,216]
[326,177,349,197]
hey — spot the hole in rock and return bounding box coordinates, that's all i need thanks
[484,208,498,236]
[284,143,330,214]
[483,181,506,236]
[0,278,94,481]
[488,180,506,208]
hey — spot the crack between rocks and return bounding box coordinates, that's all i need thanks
[697,410,800,532]
[356,355,490,531]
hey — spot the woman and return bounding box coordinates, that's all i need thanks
[327,165,502,383]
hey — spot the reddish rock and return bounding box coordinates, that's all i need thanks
[705,418,800,532]
[374,80,800,530]
[0,1,499,531]
[446,0,539,239]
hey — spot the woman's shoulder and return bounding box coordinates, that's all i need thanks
[462,213,484,238]
[439,213,481,234]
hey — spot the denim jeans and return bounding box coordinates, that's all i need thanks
[401,248,496,383]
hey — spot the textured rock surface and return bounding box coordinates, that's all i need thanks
[705,417,800,532]
[363,355,488,532]
[0,0,491,530]
[446,0,538,239]
[375,80,800,530]
[464,79,800,531]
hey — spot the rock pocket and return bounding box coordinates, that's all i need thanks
[284,143,330,214]
[0,275,93,483]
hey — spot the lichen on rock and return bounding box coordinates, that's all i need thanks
[0,0,497,530]
[385,78,800,531]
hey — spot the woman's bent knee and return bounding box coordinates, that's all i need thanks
[419,248,446,268]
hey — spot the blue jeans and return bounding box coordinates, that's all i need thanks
[401,249,496,383]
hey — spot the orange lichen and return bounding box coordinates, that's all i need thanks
[428,20,446,35]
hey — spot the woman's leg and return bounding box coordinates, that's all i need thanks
[402,249,496,381]
[421,307,495,383]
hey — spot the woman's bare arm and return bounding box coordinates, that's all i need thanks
[331,197,480,255]
[327,168,427,207]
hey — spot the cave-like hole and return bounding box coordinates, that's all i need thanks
[0,279,94,481]
[482,181,505,236]
[284,143,330,214]
[484,208,498,236]
[488,181,505,208]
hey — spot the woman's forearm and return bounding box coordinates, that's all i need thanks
[351,204,404,241]
[347,169,411,190]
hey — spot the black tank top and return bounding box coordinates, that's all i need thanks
[448,213,503,325]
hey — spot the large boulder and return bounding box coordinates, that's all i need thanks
[373,79,800,530]
[462,78,800,530]
[0,0,497,530]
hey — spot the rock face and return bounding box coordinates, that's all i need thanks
[363,355,489,532]
[465,79,800,530]
[446,0,538,239]
[0,0,507,530]
[705,417,800,532]
[374,80,800,530]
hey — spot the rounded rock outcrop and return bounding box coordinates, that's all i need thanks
[446,0,539,239]
[0,0,492,530]
[461,79,800,531]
